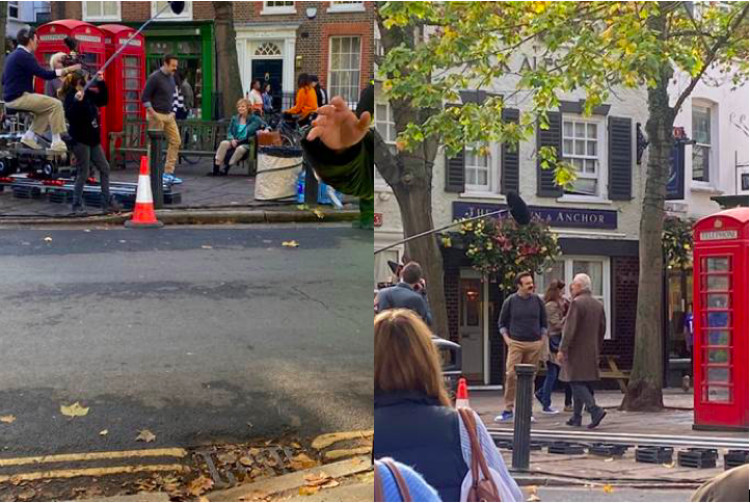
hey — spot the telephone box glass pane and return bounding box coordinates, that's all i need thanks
[708,349,729,363]
[706,330,730,346]
[705,257,730,272]
[707,294,729,308]
[707,385,731,403]
[125,68,140,78]
[706,311,730,328]
[706,275,730,291]
[707,368,730,383]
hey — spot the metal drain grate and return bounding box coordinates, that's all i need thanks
[194,446,304,488]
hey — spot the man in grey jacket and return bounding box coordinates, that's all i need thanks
[376,261,433,326]
[142,54,182,184]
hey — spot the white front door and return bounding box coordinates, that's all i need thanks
[460,273,484,383]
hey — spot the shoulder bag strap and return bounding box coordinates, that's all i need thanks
[459,408,500,496]
[374,463,385,502]
[382,458,412,502]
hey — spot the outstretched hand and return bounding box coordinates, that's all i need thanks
[307,96,370,152]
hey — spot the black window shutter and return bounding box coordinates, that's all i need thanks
[609,116,633,200]
[537,111,563,197]
[445,148,465,193]
[501,108,520,195]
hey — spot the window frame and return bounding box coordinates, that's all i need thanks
[82,1,122,22]
[151,1,193,21]
[261,1,296,15]
[8,1,19,20]
[464,145,493,194]
[327,1,366,13]
[561,114,607,199]
[328,35,362,106]
[691,102,715,185]
[374,100,396,189]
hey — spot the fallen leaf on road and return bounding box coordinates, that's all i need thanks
[290,453,317,471]
[239,456,254,467]
[135,429,156,443]
[324,447,372,461]
[603,484,615,494]
[0,415,16,424]
[217,452,238,465]
[187,475,214,497]
[604,457,614,462]
[311,430,374,450]
[525,485,540,502]
[662,461,676,468]
[289,441,302,449]
[201,245,213,249]
[99,429,108,436]
[282,240,299,248]
[17,487,36,501]
[43,236,52,243]
[247,421,254,429]
[297,204,310,211]
[304,472,333,487]
[299,486,319,496]
[60,402,89,417]
[312,209,325,220]
[321,479,340,489]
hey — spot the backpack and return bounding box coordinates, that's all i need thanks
[375,458,412,502]
[458,408,502,502]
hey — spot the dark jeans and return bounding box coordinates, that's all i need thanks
[72,142,110,210]
[538,361,560,408]
[570,382,602,419]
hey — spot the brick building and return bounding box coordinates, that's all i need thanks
[53,1,374,118]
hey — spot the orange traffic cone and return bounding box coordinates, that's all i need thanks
[455,377,470,409]
[125,156,163,229]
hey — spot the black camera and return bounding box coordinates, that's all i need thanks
[61,36,96,75]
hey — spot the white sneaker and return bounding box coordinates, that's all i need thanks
[49,140,68,152]
[542,407,560,415]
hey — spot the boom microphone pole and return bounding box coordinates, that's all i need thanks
[374,191,531,255]
[81,1,186,93]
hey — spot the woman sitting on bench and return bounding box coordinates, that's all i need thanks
[210,98,267,176]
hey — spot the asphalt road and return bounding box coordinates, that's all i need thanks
[0,224,373,456]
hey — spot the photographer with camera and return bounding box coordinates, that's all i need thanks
[375,261,433,327]
[1,27,81,152]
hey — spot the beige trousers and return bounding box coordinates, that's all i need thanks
[147,111,181,174]
[7,92,67,135]
[215,140,249,165]
[503,339,544,411]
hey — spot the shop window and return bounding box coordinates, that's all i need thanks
[328,1,366,13]
[692,103,714,183]
[562,117,604,197]
[464,146,492,193]
[535,256,611,339]
[152,1,192,20]
[328,36,361,106]
[8,1,18,20]
[82,1,121,22]
[262,1,296,15]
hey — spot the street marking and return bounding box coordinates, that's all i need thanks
[0,448,187,468]
[0,463,187,483]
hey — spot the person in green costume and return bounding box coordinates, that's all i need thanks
[301,84,374,229]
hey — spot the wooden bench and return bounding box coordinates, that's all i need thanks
[109,118,256,175]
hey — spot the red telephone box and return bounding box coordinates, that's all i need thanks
[35,20,108,146]
[692,207,749,431]
[99,24,146,160]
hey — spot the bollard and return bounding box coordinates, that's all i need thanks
[303,159,319,205]
[512,363,536,470]
[147,129,165,209]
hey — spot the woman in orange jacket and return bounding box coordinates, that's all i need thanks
[284,73,318,124]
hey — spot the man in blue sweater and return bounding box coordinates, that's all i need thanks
[1,28,81,152]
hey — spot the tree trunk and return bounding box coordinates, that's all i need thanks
[621,69,674,411]
[212,2,243,120]
[391,170,449,338]
[0,2,7,95]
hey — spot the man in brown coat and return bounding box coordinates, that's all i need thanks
[557,273,607,429]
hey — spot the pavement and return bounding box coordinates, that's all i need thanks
[0,225,373,458]
[523,486,696,502]
[0,158,355,219]
[468,389,747,489]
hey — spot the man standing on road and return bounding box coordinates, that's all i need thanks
[495,272,548,423]
[376,261,433,326]
[142,54,182,185]
[557,273,607,429]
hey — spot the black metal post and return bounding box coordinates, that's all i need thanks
[147,130,165,209]
[512,363,536,470]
